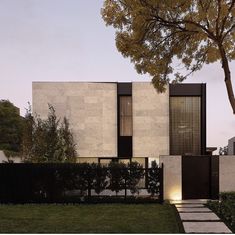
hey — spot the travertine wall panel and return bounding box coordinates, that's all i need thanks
[33,82,117,158]
[219,155,235,192]
[159,155,182,200]
[133,83,169,158]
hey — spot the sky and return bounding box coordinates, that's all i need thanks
[0,0,235,151]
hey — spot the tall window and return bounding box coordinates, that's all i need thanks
[170,97,201,155]
[120,96,132,136]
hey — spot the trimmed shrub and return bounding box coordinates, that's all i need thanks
[147,161,161,196]
[0,161,163,203]
[126,161,144,195]
[207,192,235,232]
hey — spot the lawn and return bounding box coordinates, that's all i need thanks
[0,203,182,233]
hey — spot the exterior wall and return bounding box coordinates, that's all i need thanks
[132,83,169,158]
[159,155,182,200]
[33,82,117,159]
[77,157,98,164]
[219,155,235,192]
[0,150,21,163]
[228,137,235,155]
[0,150,7,163]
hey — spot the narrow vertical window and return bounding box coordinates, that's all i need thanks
[120,96,132,136]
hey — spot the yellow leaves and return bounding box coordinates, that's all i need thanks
[182,57,192,66]
[220,1,229,17]
[232,7,235,17]
[102,0,235,90]
[101,0,129,29]
[205,46,220,63]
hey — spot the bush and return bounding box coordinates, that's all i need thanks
[22,104,77,163]
[0,162,163,203]
[107,161,127,196]
[147,161,161,196]
[126,161,144,195]
[92,163,108,195]
[207,192,235,232]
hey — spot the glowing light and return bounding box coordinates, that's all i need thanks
[169,186,182,201]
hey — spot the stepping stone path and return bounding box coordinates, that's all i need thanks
[172,199,232,233]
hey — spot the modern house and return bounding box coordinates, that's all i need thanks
[32,81,235,200]
[33,82,206,164]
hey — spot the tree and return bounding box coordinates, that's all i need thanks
[22,104,77,163]
[126,161,144,195]
[107,161,127,196]
[147,161,161,196]
[102,0,235,113]
[21,103,34,160]
[219,145,228,155]
[0,100,23,152]
[59,117,77,162]
[92,163,109,195]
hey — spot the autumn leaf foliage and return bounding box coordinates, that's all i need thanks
[102,0,235,113]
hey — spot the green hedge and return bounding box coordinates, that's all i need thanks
[207,192,235,232]
[0,161,163,203]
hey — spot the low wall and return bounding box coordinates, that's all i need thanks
[159,155,235,200]
[159,155,182,200]
[0,151,7,163]
[219,155,235,192]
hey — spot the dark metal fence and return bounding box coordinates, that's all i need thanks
[0,163,163,203]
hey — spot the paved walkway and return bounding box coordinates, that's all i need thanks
[171,199,232,234]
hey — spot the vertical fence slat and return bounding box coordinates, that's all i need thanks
[159,163,164,203]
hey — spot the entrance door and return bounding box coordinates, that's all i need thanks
[182,155,219,199]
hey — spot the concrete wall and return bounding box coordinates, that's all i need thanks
[0,150,7,163]
[0,150,21,163]
[33,82,117,159]
[159,155,182,200]
[228,137,235,155]
[133,83,169,158]
[219,155,235,192]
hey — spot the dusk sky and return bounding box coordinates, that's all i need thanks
[0,0,235,151]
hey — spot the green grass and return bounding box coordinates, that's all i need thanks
[0,203,181,233]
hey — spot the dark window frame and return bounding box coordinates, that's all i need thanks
[169,84,206,155]
[117,83,133,158]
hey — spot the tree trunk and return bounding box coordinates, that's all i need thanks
[218,45,235,114]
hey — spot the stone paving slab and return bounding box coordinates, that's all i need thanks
[180,212,220,221]
[183,222,232,233]
[171,199,208,204]
[176,204,205,208]
[177,207,211,212]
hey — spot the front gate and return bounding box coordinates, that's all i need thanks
[182,155,219,199]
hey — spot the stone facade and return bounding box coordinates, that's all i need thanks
[33,81,170,161]
[133,83,169,157]
[219,155,235,192]
[33,82,117,159]
[159,155,182,200]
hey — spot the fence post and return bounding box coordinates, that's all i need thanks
[124,177,127,200]
[159,163,164,204]
[88,171,91,201]
[145,158,149,188]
